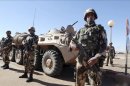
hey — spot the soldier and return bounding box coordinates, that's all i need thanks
[0,37,6,56]
[19,27,38,82]
[60,26,66,33]
[69,8,107,86]
[64,25,75,46]
[1,30,13,69]
[106,42,115,66]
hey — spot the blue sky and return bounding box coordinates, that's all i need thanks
[0,0,129,52]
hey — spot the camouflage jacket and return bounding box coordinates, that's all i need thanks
[3,36,13,47]
[24,34,38,51]
[72,24,107,57]
[107,46,115,56]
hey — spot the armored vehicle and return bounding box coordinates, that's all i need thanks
[35,21,79,76]
[10,32,29,64]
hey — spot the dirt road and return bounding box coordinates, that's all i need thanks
[0,57,119,86]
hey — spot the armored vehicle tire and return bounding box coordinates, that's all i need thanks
[42,50,63,76]
[34,49,42,70]
[15,49,23,65]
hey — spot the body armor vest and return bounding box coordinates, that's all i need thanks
[79,25,100,51]
[24,34,38,51]
[4,36,13,47]
[108,46,115,56]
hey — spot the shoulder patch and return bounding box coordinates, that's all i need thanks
[97,24,105,31]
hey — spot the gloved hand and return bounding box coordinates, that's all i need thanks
[87,53,102,66]
[88,57,98,66]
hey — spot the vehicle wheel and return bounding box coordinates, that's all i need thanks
[42,49,63,76]
[34,49,42,70]
[15,49,23,65]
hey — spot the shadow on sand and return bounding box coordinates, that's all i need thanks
[33,78,69,86]
[52,65,75,82]
[9,67,43,75]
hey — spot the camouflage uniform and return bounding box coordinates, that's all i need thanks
[61,25,75,46]
[106,43,115,66]
[19,27,38,82]
[0,37,6,56]
[64,32,75,46]
[1,31,13,69]
[71,8,107,86]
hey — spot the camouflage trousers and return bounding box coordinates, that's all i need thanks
[106,54,114,65]
[3,47,12,65]
[75,60,102,86]
[23,51,35,73]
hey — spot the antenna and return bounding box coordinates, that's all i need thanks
[33,8,36,27]
[72,21,78,26]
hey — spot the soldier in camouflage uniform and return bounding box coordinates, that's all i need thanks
[106,42,115,66]
[19,27,38,82]
[69,8,107,86]
[0,37,6,56]
[64,25,75,46]
[1,31,13,69]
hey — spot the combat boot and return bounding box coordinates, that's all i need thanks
[26,73,33,82]
[1,64,6,68]
[19,72,28,78]
[3,64,9,69]
[105,64,108,66]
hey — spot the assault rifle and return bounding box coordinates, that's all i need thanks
[71,40,101,86]
[0,37,12,58]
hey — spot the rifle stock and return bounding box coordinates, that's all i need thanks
[0,44,12,52]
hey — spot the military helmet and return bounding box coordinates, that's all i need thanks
[28,27,35,32]
[84,8,98,21]
[6,30,11,34]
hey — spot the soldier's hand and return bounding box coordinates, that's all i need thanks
[88,57,98,66]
